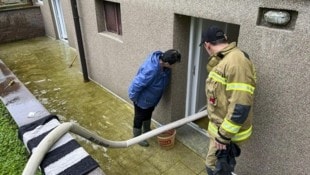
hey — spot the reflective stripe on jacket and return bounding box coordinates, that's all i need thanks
[206,42,256,143]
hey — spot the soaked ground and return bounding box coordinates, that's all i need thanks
[0,37,206,175]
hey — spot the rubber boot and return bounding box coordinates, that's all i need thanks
[142,120,152,133]
[141,120,151,146]
[133,128,149,147]
[206,167,214,175]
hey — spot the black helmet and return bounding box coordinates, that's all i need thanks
[161,49,181,65]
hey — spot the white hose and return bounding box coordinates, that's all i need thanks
[22,110,208,175]
[22,123,73,175]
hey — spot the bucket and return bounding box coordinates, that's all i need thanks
[157,129,176,150]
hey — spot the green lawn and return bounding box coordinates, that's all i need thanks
[0,102,42,175]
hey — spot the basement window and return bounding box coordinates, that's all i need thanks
[95,0,122,35]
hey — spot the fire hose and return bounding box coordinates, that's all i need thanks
[22,110,208,175]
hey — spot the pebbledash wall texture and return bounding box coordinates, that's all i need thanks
[38,0,309,174]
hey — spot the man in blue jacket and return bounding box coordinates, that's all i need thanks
[128,49,181,147]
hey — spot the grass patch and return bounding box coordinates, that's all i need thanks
[0,102,42,175]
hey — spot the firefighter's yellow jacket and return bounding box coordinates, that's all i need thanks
[206,42,256,144]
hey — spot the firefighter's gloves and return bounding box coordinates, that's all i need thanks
[214,143,241,174]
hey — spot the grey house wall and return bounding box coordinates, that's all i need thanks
[39,0,310,174]
[38,1,56,39]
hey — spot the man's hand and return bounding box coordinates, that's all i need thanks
[215,139,227,150]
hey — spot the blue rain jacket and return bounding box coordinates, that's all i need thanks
[128,51,171,109]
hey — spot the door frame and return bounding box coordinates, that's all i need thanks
[185,17,204,117]
[51,0,68,42]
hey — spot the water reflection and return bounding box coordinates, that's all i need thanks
[0,37,134,172]
[0,37,206,175]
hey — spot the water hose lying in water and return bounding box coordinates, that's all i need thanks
[22,110,208,175]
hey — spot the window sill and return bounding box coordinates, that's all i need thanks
[34,2,43,6]
[0,4,37,12]
[99,32,123,44]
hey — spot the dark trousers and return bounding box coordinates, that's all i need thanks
[133,103,155,129]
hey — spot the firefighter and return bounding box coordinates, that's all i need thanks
[199,26,256,174]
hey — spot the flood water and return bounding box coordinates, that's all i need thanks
[0,37,205,175]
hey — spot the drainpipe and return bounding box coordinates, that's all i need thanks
[70,0,89,82]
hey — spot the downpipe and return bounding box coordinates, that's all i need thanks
[22,110,208,175]
[70,0,89,82]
